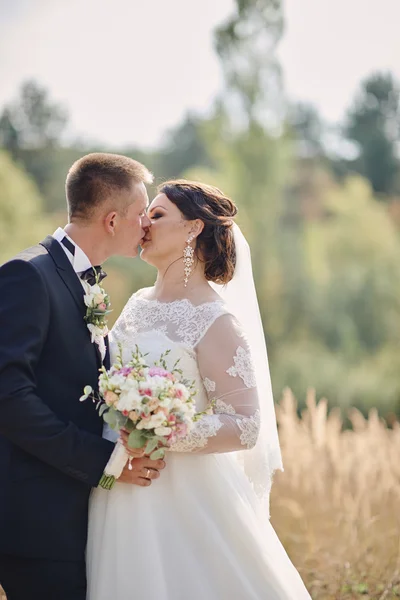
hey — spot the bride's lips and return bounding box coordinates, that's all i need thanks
[141,236,151,246]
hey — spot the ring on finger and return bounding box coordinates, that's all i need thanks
[145,468,152,479]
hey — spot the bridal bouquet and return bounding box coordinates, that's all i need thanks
[81,345,199,488]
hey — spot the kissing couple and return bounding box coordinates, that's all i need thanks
[0,153,311,599]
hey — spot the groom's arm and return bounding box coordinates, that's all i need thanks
[0,258,114,487]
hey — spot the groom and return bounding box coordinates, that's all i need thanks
[0,153,165,600]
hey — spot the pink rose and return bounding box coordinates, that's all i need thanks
[149,367,169,377]
[175,423,188,438]
[167,432,177,445]
[98,303,107,311]
[104,390,118,406]
[148,398,160,411]
[129,411,139,422]
[139,388,152,397]
[117,367,133,376]
[174,388,184,399]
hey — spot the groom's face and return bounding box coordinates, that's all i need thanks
[113,181,150,257]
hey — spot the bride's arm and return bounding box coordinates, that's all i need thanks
[168,314,260,454]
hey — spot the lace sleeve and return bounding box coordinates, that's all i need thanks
[168,314,260,454]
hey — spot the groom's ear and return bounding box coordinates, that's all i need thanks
[105,211,118,235]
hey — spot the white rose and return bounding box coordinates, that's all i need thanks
[91,284,102,295]
[109,373,130,390]
[116,388,142,412]
[158,396,173,411]
[115,391,133,413]
[147,412,167,429]
[120,377,139,391]
[149,375,172,394]
[84,293,95,308]
[174,383,190,400]
[94,293,105,305]
[154,426,172,437]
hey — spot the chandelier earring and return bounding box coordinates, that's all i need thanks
[183,234,195,287]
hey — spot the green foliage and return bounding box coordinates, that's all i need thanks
[344,72,400,195]
[287,102,325,159]
[272,175,400,414]
[0,151,51,263]
[156,114,214,180]
[215,0,284,127]
[2,16,400,418]
[0,80,71,212]
[0,80,67,150]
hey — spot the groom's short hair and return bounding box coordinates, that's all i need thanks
[66,153,153,219]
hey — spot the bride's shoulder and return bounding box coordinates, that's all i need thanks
[131,286,154,300]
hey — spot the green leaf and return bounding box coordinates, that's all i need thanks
[145,438,159,455]
[103,409,117,429]
[150,448,165,460]
[155,436,168,445]
[115,412,128,430]
[128,429,146,449]
[124,420,135,433]
[83,385,93,395]
[99,403,109,417]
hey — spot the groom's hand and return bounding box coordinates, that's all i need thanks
[118,456,165,486]
[119,430,145,458]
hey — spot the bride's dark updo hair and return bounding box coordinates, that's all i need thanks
[158,179,238,285]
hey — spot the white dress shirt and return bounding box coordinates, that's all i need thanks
[52,227,93,282]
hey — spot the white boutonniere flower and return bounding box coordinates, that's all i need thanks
[82,279,112,361]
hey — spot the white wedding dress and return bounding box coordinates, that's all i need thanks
[87,290,311,600]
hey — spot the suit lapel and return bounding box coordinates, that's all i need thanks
[40,235,106,370]
[40,235,85,313]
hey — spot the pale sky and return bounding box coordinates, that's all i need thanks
[0,0,400,148]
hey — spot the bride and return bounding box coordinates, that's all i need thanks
[87,180,311,599]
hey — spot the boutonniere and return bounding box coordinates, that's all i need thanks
[82,278,112,361]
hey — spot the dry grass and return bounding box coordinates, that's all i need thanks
[271,389,400,599]
[1,389,399,599]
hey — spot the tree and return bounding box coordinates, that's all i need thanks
[344,72,400,196]
[0,151,51,263]
[214,0,284,130]
[0,80,68,151]
[157,114,214,180]
[273,174,400,414]
[287,102,325,159]
[0,81,69,211]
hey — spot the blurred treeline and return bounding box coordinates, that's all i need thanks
[2,0,400,417]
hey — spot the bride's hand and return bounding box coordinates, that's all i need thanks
[118,456,166,486]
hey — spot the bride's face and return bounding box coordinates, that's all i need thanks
[140,193,193,267]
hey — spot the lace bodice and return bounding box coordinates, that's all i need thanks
[109,289,261,455]
[112,290,228,349]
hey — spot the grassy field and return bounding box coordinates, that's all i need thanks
[271,389,400,599]
[1,389,399,599]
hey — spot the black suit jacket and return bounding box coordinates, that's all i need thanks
[0,236,114,560]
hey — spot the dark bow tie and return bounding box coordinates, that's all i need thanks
[60,236,107,286]
[80,266,107,286]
